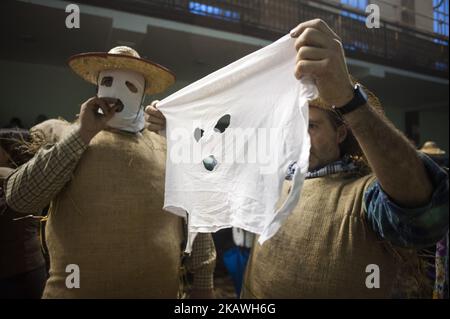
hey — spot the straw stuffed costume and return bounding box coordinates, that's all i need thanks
[5,47,200,298]
[241,88,447,299]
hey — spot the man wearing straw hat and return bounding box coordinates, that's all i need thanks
[4,47,215,298]
[239,19,449,298]
[145,19,450,298]
[419,141,448,299]
[420,141,449,169]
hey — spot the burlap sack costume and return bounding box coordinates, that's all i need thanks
[39,123,183,298]
[35,46,185,298]
[242,172,428,298]
[242,84,428,299]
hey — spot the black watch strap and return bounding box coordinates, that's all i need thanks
[332,84,368,116]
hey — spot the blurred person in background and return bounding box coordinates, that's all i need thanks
[0,128,47,299]
[3,117,25,129]
[419,141,449,299]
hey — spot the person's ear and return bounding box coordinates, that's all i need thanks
[337,124,347,144]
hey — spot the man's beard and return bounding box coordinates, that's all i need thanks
[308,152,319,172]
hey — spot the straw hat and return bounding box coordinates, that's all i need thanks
[68,46,175,95]
[420,141,446,156]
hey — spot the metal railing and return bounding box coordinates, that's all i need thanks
[76,0,449,78]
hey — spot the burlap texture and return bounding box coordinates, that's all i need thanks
[43,127,183,298]
[242,171,419,298]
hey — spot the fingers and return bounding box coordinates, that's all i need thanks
[97,99,118,120]
[83,96,106,112]
[81,96,99,109]
[291,20,346,80]
[144,100,166,132]
[295,59,328,79]
[101,104,118,122]
[92,97,109,113]
[145,101,164,119]
[296,46,329,61]
[83,97,117,121]
[294,27,330,51]
[145,107,165,121]
[144,100,160,112]
[145,115,166,132]
[290,19,340,41]
[146,115,165,126]
[295,46,329,79]
[145,122,165,132]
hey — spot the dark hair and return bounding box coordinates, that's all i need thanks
[323,109,371,174]
[325,110,363,159]
[0,129,33,167]
[309,80,383,173]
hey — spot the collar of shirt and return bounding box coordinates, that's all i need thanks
[286,155,358,180]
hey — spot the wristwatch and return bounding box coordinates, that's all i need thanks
[332,83,368,116]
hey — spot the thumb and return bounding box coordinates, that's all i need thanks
[101,106,117,124]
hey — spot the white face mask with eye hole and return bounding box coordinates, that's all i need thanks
[96,69,146,133]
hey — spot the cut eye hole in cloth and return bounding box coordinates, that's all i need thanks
[214,114,231,133]
[125,81,138,93]
[202,155,218,171]
[194,128,204,142]
[101,76,113,87]
[158,34,317,253]
[195,114,232,171]
[193,114,230,142]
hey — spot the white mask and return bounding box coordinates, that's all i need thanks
[97,69,146,133]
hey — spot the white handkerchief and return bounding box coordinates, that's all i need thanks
[158,34,317,253]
